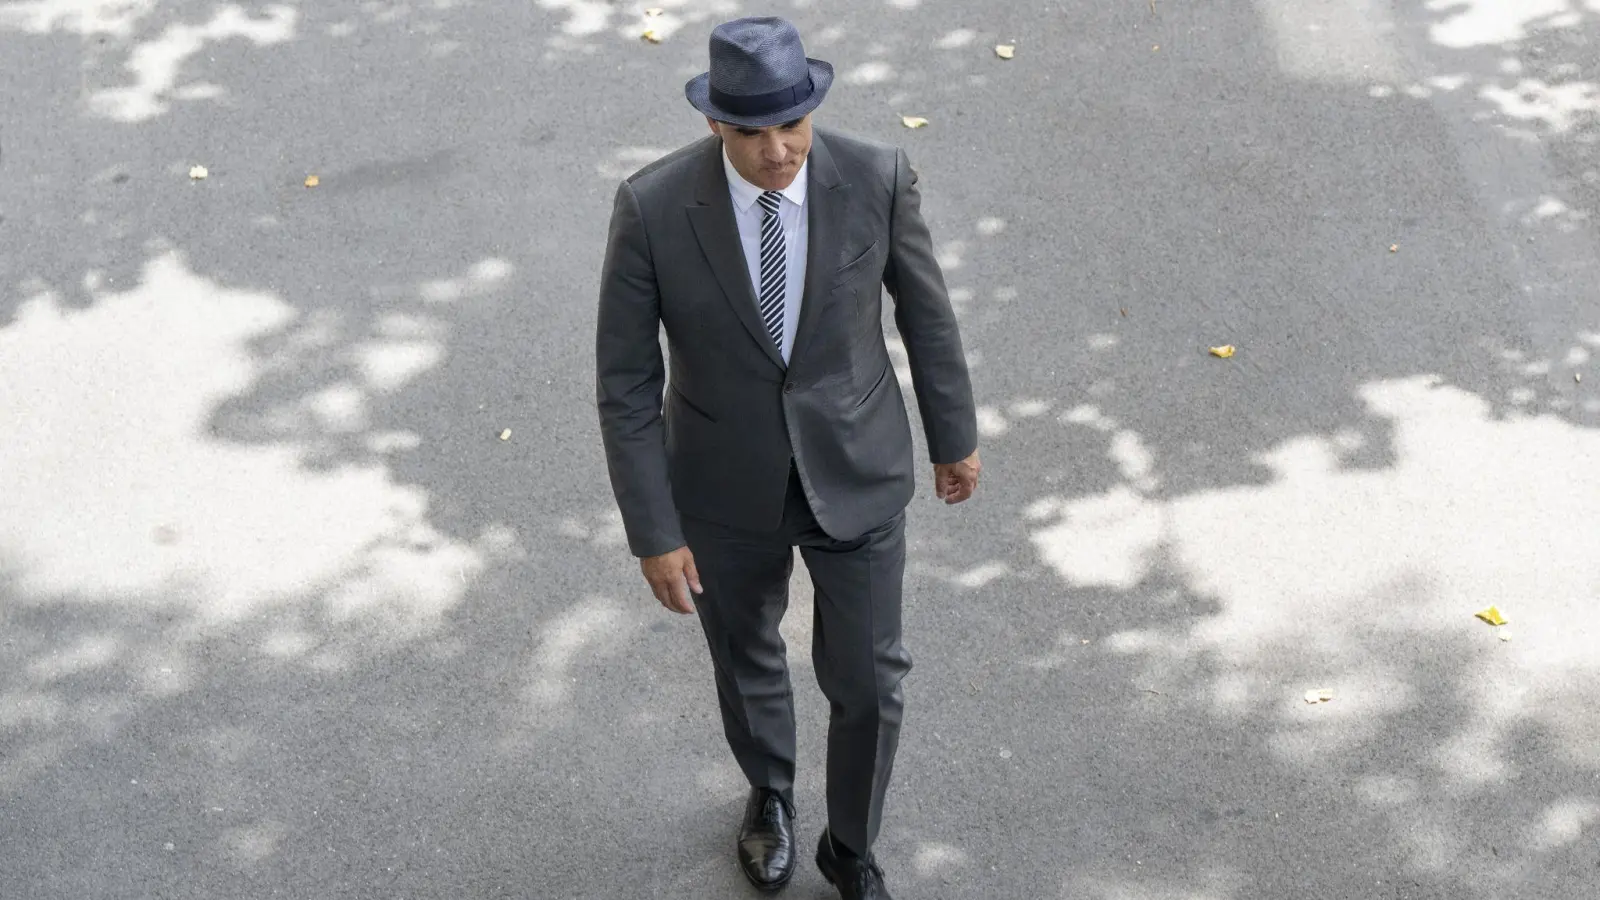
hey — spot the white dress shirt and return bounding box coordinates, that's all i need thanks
[724,149,808,364]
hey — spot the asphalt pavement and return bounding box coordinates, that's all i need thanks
[2,1,1598,898]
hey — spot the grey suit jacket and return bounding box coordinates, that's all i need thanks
[596,128,977,558]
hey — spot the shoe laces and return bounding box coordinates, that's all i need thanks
[757,789,793,822]
[849,855,885,893]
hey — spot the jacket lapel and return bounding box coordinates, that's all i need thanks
[686,143,787,371]
[789,133,846,368]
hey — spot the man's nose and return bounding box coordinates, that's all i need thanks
[763,138,788,162]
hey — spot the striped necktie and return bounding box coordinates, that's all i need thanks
[757,190,786,352]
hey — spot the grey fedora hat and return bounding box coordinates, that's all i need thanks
[685,17,833,127]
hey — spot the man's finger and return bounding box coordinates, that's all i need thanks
[669,576,696,614]
[684,557,704,595]
[650,580,674,609]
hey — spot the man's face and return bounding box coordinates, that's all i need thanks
[709,114,813,191]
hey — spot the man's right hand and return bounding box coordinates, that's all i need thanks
[641,546,703,614]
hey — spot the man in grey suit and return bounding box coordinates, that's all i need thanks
[596,16,980,900]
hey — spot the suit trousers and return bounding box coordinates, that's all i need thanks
[680,464,911,856]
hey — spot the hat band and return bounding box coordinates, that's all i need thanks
[709,74,814,118]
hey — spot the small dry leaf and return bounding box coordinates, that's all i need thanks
[304,175,319,188]
[1497,630,1513,642]
[901,115,929,129]
[1577,373,1583,383]
[499,429,512,441]
[189,165,208,180]
[644,6,663,15]
[1153,44,1160,51]
[1120,308,1128,317]
[995,44,1015,60]
[1474,606,1508,626]
[1209,344,1236,358]
[641,28,663,43]
[1303,688,1334,704]
[1390,244,1399,253]
[999,749,1013,759]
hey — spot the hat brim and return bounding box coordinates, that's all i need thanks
[685,59,833,128]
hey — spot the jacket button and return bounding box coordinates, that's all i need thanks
[783,382,795,394]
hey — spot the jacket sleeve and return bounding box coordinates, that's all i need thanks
[596,180,685,558]
[881,148,979,465]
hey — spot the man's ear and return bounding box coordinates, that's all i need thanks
[707,117,721,137]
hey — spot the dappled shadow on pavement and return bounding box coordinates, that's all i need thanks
[2,0,1598,898]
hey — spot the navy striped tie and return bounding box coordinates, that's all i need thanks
[757,191,786,352]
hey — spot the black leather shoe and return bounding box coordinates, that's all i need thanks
[737,788,796,891]
[815,829,892,900]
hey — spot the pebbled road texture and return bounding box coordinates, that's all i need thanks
[2,2,1597,898]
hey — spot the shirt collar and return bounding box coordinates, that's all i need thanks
[723,147,809,213]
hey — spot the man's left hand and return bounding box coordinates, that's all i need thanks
[933,450,982,504]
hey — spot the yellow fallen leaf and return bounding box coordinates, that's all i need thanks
[499,429,511,441]
[1209,345,1236,358]
[1474,606,1508,626]
[189,165,208,180]
[995,44,1015,60]
[901,115,929,129]
[304,175,319,188]
[1303,688,1334,704]
[641,28,662,43]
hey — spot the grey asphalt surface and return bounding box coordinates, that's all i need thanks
[3,2,1599,899]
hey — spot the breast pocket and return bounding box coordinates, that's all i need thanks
[831,240,880,289]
